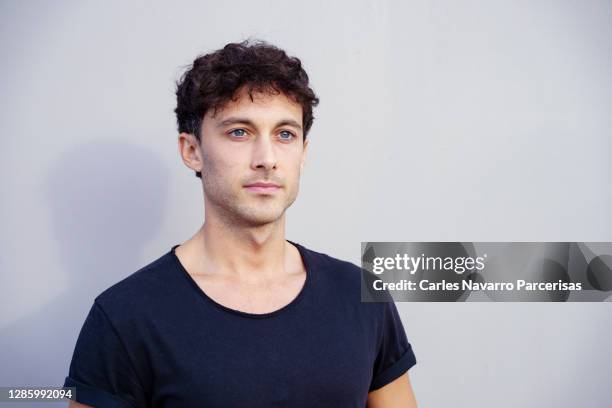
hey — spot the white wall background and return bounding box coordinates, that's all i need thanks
[1,0,611,406]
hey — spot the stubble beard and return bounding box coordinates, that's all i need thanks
[202,172,300,228]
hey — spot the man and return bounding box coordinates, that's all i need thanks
[64,39,417,407]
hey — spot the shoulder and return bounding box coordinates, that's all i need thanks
[296,243,362,284]
[92,248,179,321]
[296,242,386,293]
[295,242,388,311]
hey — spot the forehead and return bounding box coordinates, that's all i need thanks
[206,86,303,123]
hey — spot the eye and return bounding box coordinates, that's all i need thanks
[279,130,296,141]
[228,128,247,138]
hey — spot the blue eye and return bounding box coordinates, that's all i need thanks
[279,130,295,140]
[229,129,247,138]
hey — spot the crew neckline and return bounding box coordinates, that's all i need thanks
[170,239,312,319]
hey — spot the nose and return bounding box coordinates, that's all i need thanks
[250,134,277,171]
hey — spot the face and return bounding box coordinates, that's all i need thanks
[181,86,309,227]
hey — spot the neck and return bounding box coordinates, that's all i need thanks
[180,207,291,282]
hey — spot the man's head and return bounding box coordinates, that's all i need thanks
[174,39,319,227]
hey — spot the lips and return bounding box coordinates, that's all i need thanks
[244,182,281,188]
[244,181,281,194]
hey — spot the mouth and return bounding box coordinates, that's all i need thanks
[243,182,281,194]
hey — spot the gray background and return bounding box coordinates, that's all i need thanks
[1,0,611,407]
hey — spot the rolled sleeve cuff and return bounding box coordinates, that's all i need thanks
[369,345,417,392]
[63,376,135,408]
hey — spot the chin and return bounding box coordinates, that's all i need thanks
[235,206,286,226]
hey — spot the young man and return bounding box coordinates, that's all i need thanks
[64,40,417,407]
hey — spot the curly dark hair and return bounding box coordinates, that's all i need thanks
[175,39,320,178]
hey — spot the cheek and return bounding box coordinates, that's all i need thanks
[292,155,305,177]
[286,150,304,171]
[204,160,246,195]
[202,147,234,175]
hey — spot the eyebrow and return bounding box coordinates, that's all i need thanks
[215,117,303,131]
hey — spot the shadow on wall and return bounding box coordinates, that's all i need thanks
[0,140,169,399]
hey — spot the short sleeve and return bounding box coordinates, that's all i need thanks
[63,301,148,407]
[369,301,417,391]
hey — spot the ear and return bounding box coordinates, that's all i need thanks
[300,138,309,171]
[178,132,203,174]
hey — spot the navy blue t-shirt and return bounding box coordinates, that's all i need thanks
[64,240,416,407]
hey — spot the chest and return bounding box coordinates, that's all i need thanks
[189,271,307,315]
[148,305,377,407]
